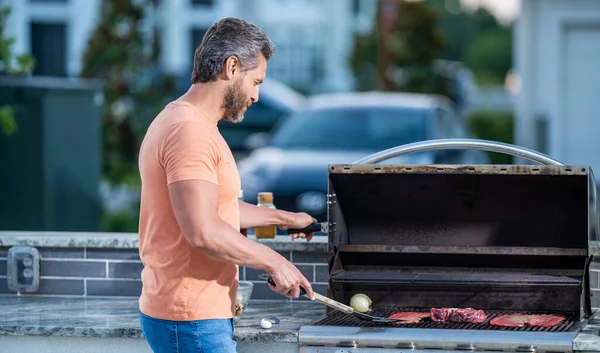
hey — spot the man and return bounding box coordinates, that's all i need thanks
[137,17,317,353]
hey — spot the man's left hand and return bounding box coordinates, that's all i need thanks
[278,212,317,242]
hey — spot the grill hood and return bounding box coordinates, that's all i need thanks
[323,164,597,316]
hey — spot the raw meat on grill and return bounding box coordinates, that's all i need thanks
[490,314,566,327]
[430,307,488,323]
[529,314,566,327]
[490,314,527,327]
[388,312,430,324]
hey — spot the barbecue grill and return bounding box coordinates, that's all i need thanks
[298,139,600,353]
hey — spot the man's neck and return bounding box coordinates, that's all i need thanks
[178,83,224,124]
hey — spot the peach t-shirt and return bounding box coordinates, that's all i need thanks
[137,101,241,321]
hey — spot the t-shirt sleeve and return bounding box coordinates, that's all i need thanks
[160,122,221,185]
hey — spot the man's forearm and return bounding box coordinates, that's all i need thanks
[239,201,294,229]
[194,219,284,271]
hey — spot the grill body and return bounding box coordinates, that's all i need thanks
[299,163,600,352]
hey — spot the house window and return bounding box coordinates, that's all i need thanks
[259,26,325,92]
[190,0,213,6]
[353,0,361,15]
[190,27,208,74]
[266,41,324,92]
[190,27,208,60]
[30,22,67,77]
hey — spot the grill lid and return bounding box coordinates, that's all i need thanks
[323,164,595,314]
[327,164,590,251]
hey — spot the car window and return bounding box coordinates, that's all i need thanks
[246,100,285,124]
[219,100,283,129]
[270,107,428,150]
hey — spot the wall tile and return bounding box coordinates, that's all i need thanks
[109,262,143,279]
[87,280,142,297]
[41,260,105,278]
[87,249,141,261]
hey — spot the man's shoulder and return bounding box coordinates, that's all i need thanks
[158,102,199,126]
[151,103,213,136]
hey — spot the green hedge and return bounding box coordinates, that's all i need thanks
[465,110,514,164]
[100,210,138,233]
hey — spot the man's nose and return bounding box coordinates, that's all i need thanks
[251,89,259,103]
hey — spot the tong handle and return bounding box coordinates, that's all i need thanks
[265,275,354,315]
[266,276,307,296]
[286,223,322,234]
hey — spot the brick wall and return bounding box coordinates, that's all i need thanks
[0,246,329,299]
[3,245,598,308]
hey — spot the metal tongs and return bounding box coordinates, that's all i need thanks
[259,274,408,323]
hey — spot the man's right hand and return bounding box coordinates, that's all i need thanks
[267,256,315,300]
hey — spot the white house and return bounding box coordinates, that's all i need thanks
[158,0,376,93]
[2,0,102,77]
[2,0,376,93]
[513,0,600,175]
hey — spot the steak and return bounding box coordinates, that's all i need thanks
[528,314,566,327]
[431,307,488,323]
[388,312,430,324]
[491,314,566,327]
[490,314,527,327]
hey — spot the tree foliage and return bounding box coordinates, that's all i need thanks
[0,6,36,136]
[424,0,513,84]
[352,0,513,91]
[466,110,514,164]
[464,27,512,85]
[80,0,176,185]
[352,0,446,94]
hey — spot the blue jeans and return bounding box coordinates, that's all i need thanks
[140,311,237,353]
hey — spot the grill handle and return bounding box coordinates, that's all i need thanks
[584,255,594,317]
[352,138,565,166]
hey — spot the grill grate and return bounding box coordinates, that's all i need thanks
[313,308,580,332]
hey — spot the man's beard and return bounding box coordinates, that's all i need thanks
[221,78,250,123]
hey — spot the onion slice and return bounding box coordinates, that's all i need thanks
[350,293,372,313]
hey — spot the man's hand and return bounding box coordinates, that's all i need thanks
[278,212,317,242]
[267,255,315,300]
[237,201,317,241]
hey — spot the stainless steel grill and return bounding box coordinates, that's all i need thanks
[298,139,600,353]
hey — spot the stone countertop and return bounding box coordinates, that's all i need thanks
[0,296,325,343]
[4,230,600,255]
[0,231,328,252]
[3,295,600,349]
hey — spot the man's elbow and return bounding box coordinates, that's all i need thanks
[185,224,219,251]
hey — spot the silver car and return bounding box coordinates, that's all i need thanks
[238,91,489,222]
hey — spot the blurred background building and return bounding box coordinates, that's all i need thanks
[1,0,599,233]
[3,0,376,93]
[513,0,600,173]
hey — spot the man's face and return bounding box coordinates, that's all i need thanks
[221,54,267,123]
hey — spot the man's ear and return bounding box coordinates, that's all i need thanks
[223,56,240,80]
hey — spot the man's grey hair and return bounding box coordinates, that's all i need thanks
[192,18,275,84]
